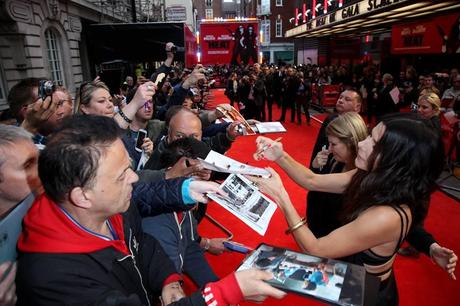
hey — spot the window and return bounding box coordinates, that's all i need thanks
[45,29,64,86]
[275,19,282,37]
[260,0,270,15]
[205,9,213,19]
[205,0,213,7]
[261,19,270,43]
[275,0,282,6]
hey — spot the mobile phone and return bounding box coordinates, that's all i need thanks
[223,241,251,254]
[135,129,147,152]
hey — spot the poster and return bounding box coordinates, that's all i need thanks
[392,12,460,54]
[200,21,259,65]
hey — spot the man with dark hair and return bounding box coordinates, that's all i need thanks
[7,78,71,148]
[15,115,285,306]
[7,78,42,123]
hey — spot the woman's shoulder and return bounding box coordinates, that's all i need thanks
[360,204,412,228]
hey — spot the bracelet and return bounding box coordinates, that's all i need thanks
[118,108,133,124]
[285,217,307,235]
[203,238,210,250]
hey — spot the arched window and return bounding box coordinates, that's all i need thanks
[44,28,64,86]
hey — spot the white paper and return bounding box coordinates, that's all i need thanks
[255,122,287,133]
[207,174,277,236]
[389,87,400,104]
[200,150,271,178]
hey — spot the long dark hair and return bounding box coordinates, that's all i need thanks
[342,113,444,227]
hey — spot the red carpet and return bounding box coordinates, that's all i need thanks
[194,89,460,305]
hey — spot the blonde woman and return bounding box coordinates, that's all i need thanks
[308,112,368,237]
[417,92,441,130]
[75,79,156,130]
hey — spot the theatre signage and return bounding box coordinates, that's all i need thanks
[286,0,408,37]
[391,12,460,54]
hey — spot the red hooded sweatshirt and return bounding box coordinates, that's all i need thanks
[18,193,129,255]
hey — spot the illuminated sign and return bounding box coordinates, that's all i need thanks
[286,0,408,37]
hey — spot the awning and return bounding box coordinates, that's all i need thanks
[87,22,187,63]
[286,0,460,39]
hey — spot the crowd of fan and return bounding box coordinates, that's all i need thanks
[0,42,458,306]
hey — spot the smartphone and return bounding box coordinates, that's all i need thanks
[135,129,147,153]
[223,241,251,254]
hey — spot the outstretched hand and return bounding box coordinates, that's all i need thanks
[430,243,457,280]
[188,180,227,203]
[253,136,284,161]
[183,65,206,89]
[165,157,200,179]
[131,82,156,109]
[245,167,286,203]
[235,269,287,302]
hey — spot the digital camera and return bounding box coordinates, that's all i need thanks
[38,80,56,100]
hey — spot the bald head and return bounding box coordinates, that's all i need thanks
[335,90,362,114]
[167,108,202,143]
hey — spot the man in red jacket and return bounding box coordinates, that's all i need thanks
[16,115,286,306]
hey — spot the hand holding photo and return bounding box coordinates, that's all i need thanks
[206,174,277,236]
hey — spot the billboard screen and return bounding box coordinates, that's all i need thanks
[200,21,259,65]
[392,12,460,55]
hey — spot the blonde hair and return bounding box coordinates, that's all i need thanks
[326,112,368,163]
[75,81,110,114]
[418,92,441,116]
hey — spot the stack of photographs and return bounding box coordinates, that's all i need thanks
[237,243,367,306]
[206,174,277,236]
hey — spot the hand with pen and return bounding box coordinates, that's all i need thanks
[253,136,284,161]
[312,145,330,170]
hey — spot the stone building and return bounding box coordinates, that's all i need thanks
[0,0,130,110]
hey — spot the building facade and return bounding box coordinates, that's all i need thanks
[193,0,256,21]
[0,0,130,110]
[287,0,460,72]
[258,0,295,65]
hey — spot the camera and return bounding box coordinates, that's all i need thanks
[170,46,177,53]
[38,80,55,100]
[236,124,245,135]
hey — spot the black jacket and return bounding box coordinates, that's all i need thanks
[17,196,206,306]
